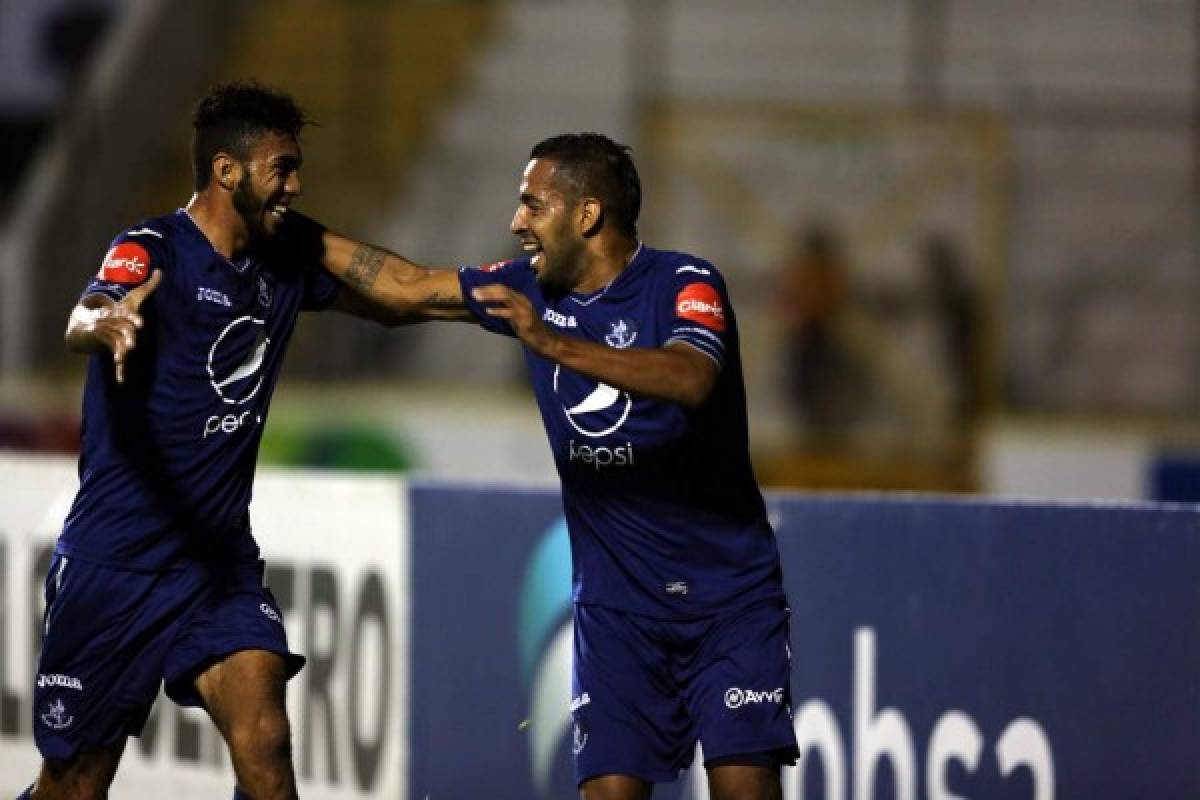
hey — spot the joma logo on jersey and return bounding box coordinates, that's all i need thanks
[197,287,231,307]
[543,309,577,328]
[37,673,83,691]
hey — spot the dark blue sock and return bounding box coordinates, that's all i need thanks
[17,786,32,800]
[232,789,252,800]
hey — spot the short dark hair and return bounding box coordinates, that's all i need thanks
[530,133,641,238]
[191,80,310,190]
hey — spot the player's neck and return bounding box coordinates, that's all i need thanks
[573,235,640,294]
[185,192,250,259]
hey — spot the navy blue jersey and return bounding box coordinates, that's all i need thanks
[59,210,339,569]
[460,246,785,618]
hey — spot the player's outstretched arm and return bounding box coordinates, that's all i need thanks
[471,284,719,409]
[319,227,472,322]
[64,270,162,383]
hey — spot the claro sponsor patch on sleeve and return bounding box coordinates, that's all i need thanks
[675,282,726,332]
[98,242,151,284]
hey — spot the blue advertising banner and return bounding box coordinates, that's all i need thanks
[410,483,1200,799]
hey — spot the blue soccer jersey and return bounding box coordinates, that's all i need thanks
[460,245,785,618]
[58,210,339,569]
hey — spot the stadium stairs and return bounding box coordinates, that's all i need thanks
[137,0,498,233]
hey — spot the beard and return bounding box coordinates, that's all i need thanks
[232,173,272,245]
[534,230,587,300]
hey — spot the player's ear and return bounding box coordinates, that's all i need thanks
[578,197,603,237]
[211,152,242,192]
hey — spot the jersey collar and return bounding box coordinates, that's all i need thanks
[177,209,257,275]
[567,242,646,307]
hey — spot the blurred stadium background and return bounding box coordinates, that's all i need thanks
[1,0,1198,798]
[3,0,1199,497]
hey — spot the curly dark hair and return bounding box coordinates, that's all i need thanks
[530,133,642,238]
[190,80,311,190]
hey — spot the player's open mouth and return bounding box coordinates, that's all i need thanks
[520,239,542,267]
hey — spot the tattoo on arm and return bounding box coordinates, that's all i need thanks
[344,245,386,293]
[424,290,462,308]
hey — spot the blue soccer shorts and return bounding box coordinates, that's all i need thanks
[571,597,799,786]
[33,552,304,762]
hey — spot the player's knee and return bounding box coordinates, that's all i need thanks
[578,775,652,800]
[707,767,782,800]
[708,788,782,800]
[228,711,293,766]
[31,778,105,800]
[33,773,110,800]
[37,750,122,800]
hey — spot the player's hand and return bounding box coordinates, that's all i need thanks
[92,269,162,383]
[471,284,557,357]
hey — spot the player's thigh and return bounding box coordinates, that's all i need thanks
[34,739,126,799]
[163,558,303,733]
[572,604,696,785]
[579,773,653,800]
[685,599,798,764]
[706,763,782,800]
[193,648,291,741]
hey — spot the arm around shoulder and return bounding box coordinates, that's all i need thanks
[319,226,472,322]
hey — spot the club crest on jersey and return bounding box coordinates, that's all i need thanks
[256,275,273,308]
[572,720,589,755]
[99,242,150,284]
[604,319,638,349]
[675,282,725,332]
[40,698,74,730]
[480,259,513,273]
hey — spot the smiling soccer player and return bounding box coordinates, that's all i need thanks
[19,81,408,800]
[317,133,799,800]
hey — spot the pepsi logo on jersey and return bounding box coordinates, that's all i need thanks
[675,282,725,332]
[99,242,150,284]
[553,360,640,469]
[203,317,271,438]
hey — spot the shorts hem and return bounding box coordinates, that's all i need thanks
[576,764,681,788]
[35,727,129,764]
[165,645,306,707]
[701,741,800,768]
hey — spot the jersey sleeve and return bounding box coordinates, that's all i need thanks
[663,261,731,370]
[274,213,341,311]
[83,228,173,302]
[456,257,536,337]
[301,262,341,311]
